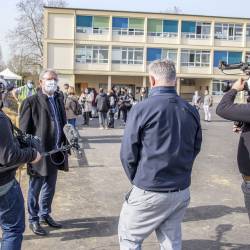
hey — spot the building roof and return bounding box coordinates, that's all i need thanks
[44,6,250,21]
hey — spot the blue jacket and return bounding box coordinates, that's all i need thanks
[120,87,202,192]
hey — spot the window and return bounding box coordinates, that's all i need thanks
[75,45,109,64]
[247,25,250,40]
[215,23,243,40]
[213,51,242,67]
[147,48,177,63]
[212,79,234,95]
[76,15,109,34]
[182,21,211,39]
[112,17,144,36]
[112,47,143,64]
[181,50,210,67]
[147,19,178,38]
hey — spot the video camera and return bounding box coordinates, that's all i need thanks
[0,77,15,94]
[219,59,250,94]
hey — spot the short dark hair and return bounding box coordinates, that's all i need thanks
[99,88,104,93]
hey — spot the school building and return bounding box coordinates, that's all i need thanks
[44,6,250,101]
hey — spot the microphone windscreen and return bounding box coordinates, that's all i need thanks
[63,124,78,144]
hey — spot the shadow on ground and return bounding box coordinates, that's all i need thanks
[184,205,246,222]
[24,216,119,241]
[24,205,247,243]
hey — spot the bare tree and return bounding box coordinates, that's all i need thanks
[7,0,67,71]
[0,46,5,71]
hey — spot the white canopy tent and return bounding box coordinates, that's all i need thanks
[0,68,22,80]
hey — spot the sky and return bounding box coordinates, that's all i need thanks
[1,0,250,63]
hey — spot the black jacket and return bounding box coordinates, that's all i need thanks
[120,87,202,192]
[96,93,109,112]
[19,90,69,177]
[0,111,36,185]
[216,89,250,175]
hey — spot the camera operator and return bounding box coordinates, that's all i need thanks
[216,77,250,221]
[0,79,41,250]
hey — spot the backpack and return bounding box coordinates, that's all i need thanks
[73,99,82,115]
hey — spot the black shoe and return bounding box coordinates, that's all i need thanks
[40,215,62,228]
[29,222,47,236]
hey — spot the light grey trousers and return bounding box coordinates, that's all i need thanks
[241,181,250,221]
[118,186,190,250]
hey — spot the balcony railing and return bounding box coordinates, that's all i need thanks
[181,32,210,40]
[75,57,109,64]
[181,62,210,67]
[214,33,242,41]
[112,28,144,36]
[147,32,178,38]
[112,60,143,64]
[76,27,109,35]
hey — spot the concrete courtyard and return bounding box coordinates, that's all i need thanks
[20,109,250,250]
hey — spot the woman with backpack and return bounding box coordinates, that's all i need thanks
[65,87,80,128]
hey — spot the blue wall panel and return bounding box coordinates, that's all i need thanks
[214,51,227,67]
[76,15,93,27]
[181,21,196,33]
[163,20,178,32]
[147,48,162,61]
[228,52,242,64]
[112,17,128,28]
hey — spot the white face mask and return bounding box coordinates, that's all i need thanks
[43,79,58,95]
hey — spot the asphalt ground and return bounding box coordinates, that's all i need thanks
[19,108,250,250]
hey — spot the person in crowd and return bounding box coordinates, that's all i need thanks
[96,88,109,129]
[108,88,117,128]
[12,80,36,106]
[19,69,69,236]
[65,86,79,128]
[79,88,94,126]
[63,83,69,104]
[90,88,98,118]
[127,89,134,110]
[0,78,41,250]
[118,60,202,249]
[203,89,213,122]
[192,90,202,110]
[216,78,250,221]
[139,87,147,102]
[118,89,129,125]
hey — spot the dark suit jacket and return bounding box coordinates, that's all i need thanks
[19,90,69,176]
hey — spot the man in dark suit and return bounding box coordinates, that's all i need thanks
[20,69,69,236]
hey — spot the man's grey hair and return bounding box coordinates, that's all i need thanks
[39,69,58,81]
[149,59,176,84]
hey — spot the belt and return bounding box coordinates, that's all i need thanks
[154,188,184,193]
[243,175,250,182]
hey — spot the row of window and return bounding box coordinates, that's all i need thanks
[76,15,250,41]
[75,45,245,67]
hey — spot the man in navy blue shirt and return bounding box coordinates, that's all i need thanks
[118,60,202,250]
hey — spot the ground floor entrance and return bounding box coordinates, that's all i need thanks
[59,73,243,103]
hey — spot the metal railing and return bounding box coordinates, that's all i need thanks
[147,32,178,38]
[181,62,210,67]
[112,28,144,36]
[214,33,242,41]
[181,32,211,40]
[76,27,109,35]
